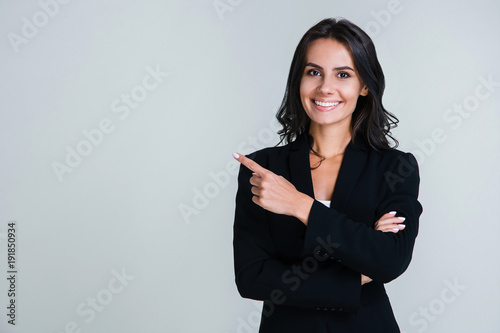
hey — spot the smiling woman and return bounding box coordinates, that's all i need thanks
[232,18,422,332]
[300,39,369,131]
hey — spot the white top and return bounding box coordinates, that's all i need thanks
[318,200,331,208]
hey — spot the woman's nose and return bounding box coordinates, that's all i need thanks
[317,76,337,94]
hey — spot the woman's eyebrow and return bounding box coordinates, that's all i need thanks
[305,62,355,72]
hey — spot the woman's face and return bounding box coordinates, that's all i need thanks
[300,38,368,131]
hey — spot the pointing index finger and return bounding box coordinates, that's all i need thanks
[232,152,267,176]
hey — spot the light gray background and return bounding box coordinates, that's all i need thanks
[1,0,499,332]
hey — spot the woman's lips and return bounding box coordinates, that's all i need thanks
[312,98,341,111]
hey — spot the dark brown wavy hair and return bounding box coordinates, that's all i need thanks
[276,18,399,153]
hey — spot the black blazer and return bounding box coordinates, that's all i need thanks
[233,133,423,333]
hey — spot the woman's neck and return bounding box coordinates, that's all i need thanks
[308,123,351,158]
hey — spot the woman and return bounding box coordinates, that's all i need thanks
[232,18,422,332]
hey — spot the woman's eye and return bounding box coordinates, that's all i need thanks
[338,71,350,78]
[307,69,321,76]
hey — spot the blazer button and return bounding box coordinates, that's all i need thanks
[330,307,336,311]
[315,307,321,311]
[338,307,343,312]
[323,307,329,311]
[316,250,328,257]
[329,256,342,263]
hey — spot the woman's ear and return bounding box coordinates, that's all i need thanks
[360,85,369,96]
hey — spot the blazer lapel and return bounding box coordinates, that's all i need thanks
[289,133,315,198]
[330,141,368,211]
[288,133,368,211]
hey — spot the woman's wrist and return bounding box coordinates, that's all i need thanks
[293,194,314,226]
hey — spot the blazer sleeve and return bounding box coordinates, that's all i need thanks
[233,156,362,313]
[302,152,423,283]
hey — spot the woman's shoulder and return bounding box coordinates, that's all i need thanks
[370,146,414,160]
[363,145,420,181]
[377,146,417,163]
[349,136,412,160]
[350,138,419,173]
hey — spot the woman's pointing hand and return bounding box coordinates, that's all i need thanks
[233,152,314,224]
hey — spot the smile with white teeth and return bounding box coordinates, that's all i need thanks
[314,100,340,107]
